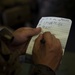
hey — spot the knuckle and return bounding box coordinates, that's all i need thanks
[46,42,52,47]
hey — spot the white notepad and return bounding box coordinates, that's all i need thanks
[26,17,72,55]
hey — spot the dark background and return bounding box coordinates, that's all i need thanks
[0,0,75,75]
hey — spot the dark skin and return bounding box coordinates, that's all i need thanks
[10,27,41,53]
[32,32,62,71]
[10,27,62,71]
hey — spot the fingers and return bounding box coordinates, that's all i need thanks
[35,34,43,45]
[43,32,53,46]
[24,27,41,37]
[33,32,62,71]
[43,32,62,52]
[13,27,41,40]
[12,27,41,45]
[33,34,43,51]
[32,34,42,55]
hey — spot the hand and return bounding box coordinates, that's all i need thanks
[32,32,62,71]
[10,27,41,53]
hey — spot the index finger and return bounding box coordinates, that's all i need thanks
[43,32,53,45]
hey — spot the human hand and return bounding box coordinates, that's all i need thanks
[32,32,62,71]
[10,27,41,53]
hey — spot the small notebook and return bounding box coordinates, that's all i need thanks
[26,17,72,55]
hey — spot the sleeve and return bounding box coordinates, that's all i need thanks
[30,64,55,75]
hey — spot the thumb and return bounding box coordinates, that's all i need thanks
[25,27,41,37]
[12,27,41,45]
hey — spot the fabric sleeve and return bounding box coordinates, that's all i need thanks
[30,64,55,75]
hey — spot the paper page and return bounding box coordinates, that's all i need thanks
[26,17,72,55]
